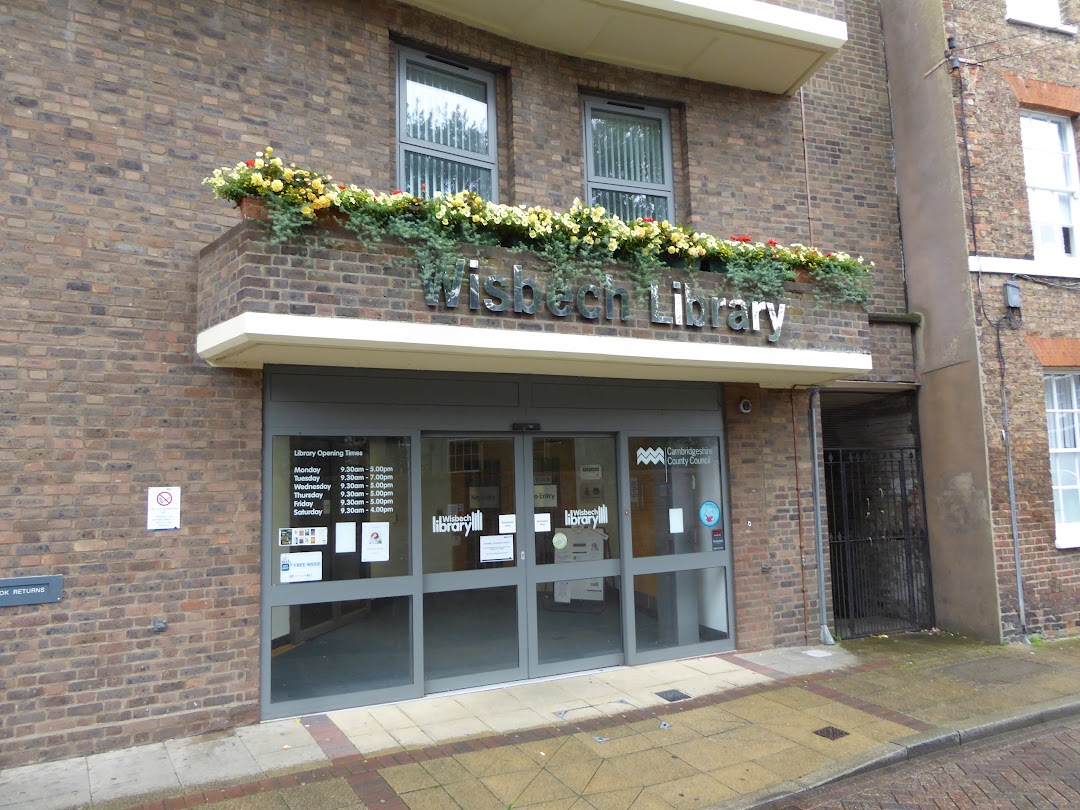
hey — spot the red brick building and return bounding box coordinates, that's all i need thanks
[1,0,1072,768]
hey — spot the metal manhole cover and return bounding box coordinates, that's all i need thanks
[655,689,691,702]
[813,726,849,740]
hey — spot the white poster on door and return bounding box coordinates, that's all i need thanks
[335,522,357,553]
[361,522,389,562]
[479,534,514,562]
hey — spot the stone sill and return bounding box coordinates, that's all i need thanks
[1005,14,1078,35]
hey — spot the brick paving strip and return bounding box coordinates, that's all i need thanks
[120,659,928,810]
[780,715,1080,809]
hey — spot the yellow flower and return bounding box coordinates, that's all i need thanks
[265,146,274,155]
[283,169,294,181]
[301,205,313,216]
[270,179,284,192]
[254,158,264,169]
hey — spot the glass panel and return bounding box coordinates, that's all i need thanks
[1053,453,1079,487]
[271,436,411,585]
[633,567,729,652]
[423,587,518,679]
[532,436,619,565]
[270,597,411,704]
[1054,374,1075,410]
[402,149,492,200]
[590,188,669,222]
[421,438,516,573]
[405,61,489,155]
[1059,487,1080,523]
[629,437,724,557]
[590,109,665,185]
[535,577,622,664]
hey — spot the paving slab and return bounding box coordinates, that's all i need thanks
[0,757,91,810]
[165,732,263,789]
[4,634,1080,810]
[86,743,180,804]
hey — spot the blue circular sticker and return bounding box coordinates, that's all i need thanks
[699,501,721,528]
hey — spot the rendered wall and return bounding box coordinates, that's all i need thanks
[879,0,1002,641]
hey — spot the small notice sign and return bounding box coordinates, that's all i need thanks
[480,534,514,563]
[361,522,390,562]
[147,487,181,531]
[280,551,323,583]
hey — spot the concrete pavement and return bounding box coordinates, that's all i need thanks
[1,632,1078,810]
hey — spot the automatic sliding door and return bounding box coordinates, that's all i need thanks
[528,436,624,674]
[420,437,526,691]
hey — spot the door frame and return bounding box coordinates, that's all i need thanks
[261,368,738,720]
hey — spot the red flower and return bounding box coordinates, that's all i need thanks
[826,252,833,258]
[337,184,346,190]
[392,190,403,195]
[767,239,779,247]
[731,234,753,243]
[245,160,255,167]
[642,217,654,223]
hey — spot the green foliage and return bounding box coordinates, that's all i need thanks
[205,148,874,306]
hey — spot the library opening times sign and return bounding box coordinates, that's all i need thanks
[290,445,397,520]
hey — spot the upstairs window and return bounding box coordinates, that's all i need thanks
[584,97,674,222]
[1021,112,1079,260]
[397,47,497,201]
[1006,0,1069,29]
[1045,372,1080,548]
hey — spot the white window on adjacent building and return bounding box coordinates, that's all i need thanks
[1021,112,1080,261]
[1006,0,1074,30]
[584,97,674,222]
[1045,372,1080,548]
[397,47,497,201]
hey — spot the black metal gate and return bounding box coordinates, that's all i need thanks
[824,448,933,639]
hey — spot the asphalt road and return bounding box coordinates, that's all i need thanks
[780,716,1080,809]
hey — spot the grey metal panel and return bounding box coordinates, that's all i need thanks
[530,380,722,411]
[270,371,520,408]
[528,559,620,585]
[267,577,414,607]
[264,680,421,721]
[624,553,730,576]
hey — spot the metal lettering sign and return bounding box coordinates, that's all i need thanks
[0,575,63,607]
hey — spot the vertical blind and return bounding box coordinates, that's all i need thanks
[406,62,489,155]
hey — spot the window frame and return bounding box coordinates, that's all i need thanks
[1044,371,1080,549]
[1005,0,1076,32]
[1021,111,1080,261]
[583,96,675,223]
[396,46,499,202]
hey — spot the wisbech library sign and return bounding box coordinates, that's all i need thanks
[424,262,789,343]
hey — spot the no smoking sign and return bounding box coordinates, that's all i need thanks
[147,486,181,530]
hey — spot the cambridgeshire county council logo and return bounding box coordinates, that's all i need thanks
[636,447,666,466]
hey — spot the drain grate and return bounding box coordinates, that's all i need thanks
[655,689,691,702]
[813,726,849,740]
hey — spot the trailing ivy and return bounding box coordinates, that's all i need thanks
[204,148,874,306]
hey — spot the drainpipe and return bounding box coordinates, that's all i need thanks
[809,388,836,645]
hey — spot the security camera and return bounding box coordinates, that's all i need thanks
[738,398,752,414]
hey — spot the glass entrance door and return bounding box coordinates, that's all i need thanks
[527,436,625,675]
[420,436,526,691]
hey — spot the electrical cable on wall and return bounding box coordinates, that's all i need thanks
[948,32,1029,638]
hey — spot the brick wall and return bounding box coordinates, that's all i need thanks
[941,0,1080,639]
[973,275,1080,638]
[1,0,903,764]
[197,223,872,353]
